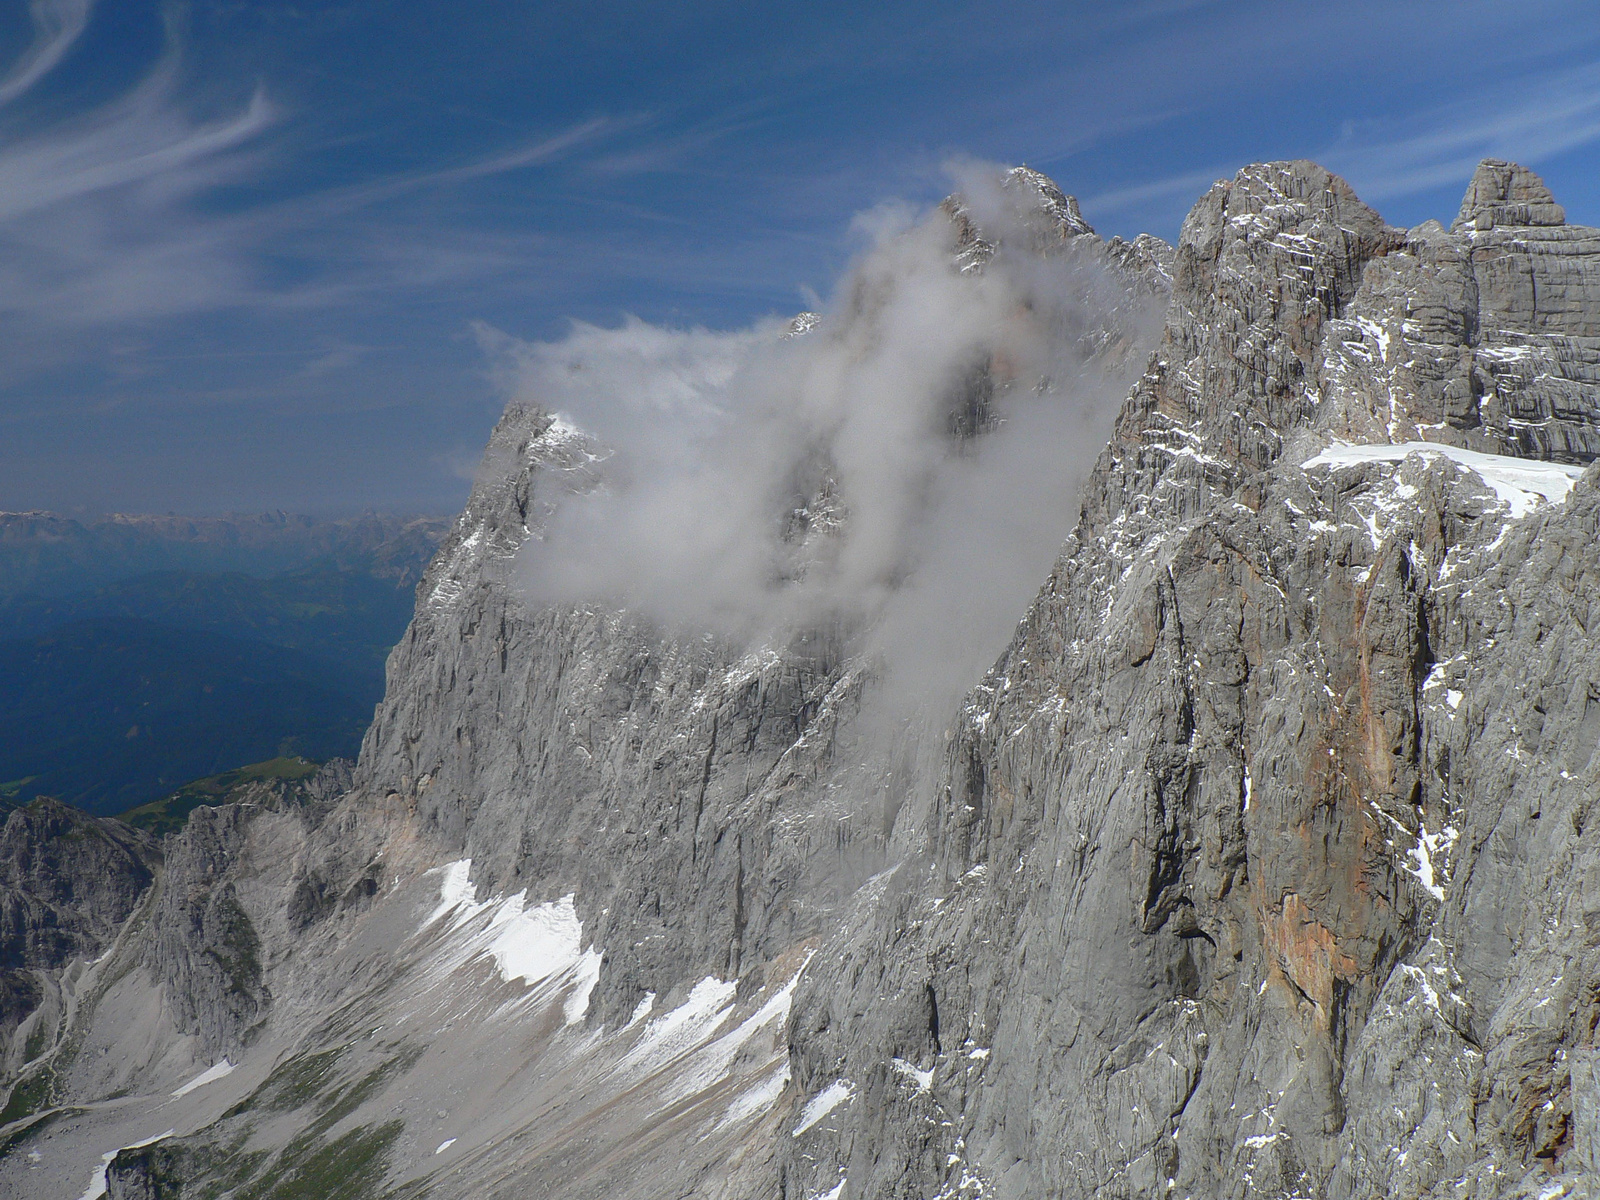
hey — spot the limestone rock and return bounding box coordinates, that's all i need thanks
[8,159,1600,1200]
[0,799,155,1075]
[1454,158,1567,231]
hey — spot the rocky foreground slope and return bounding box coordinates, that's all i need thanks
[1,160,1598,1200]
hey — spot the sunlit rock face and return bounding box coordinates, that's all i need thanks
[3,160,1600,1200]
[776,159,1600,1200]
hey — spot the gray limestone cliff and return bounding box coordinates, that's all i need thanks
[0,800,156,1080]
[774,158,1600,1200]
[1,159,1598,1200]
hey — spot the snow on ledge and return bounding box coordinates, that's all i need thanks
[890,1057,933,1093]
[171,1059,234,1098]
[617,976,738,1080]
[1302,442,1586,518]
[718,1061,792,1129]
[79,1130,175,1200]
[419,859,601,1024]
[794,1079,855,1136]
[423,859,478,928]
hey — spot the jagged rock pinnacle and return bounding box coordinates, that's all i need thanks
[1452,157,1566,230]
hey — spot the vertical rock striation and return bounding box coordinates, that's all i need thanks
[780,160,1600,1200]
[6,159,1600,1200]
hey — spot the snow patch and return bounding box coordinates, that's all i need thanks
[625,991,656,1029]
[420,862,601,1024]
[1399,963,1445,1011]
[171,1059,234,1098]
[613,954,812,1118]
[619,976,738,1079]
[650,965,806,1111]
[79,1130,175,1200]
[719,1061,792,1128]
[890,1057,933,1093]
[1354,316,1391,362]
[1403,824,1457,902]
[435,1138,457,1154]
[563,949,603,1024]
[542,411,588,445]
[815,1183,846,1200]
[423,859,478,928]
[1302,442,1585,518]
[488,893,586,985]
[795,1079,855,1136]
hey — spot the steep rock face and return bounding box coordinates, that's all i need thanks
[780,161,1600,1200]
[355,406,879,1024]
[0,800,156,1076]
[144,805,273,1058]
[0,166,1177,1200]
[140,760,397,1060]
[9,160,1600,1200]
[1321,157,1600,462]
[354,184,1173,1030]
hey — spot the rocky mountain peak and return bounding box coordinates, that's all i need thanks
[1453,157,1567,231]
[945,164,1125,273]
[1002,164,1095,237]
[8,157,1600,1200]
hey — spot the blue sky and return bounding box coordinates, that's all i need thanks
[3,0,1600,515]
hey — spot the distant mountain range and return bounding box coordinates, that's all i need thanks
[0,511,448,815]
[0,510,446,598]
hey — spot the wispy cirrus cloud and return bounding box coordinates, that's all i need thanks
[218,113,637,248]
[0,4,634,339]
[437,116,631,182]
[1080,52,1600,232]
[0,0,94,107]
[1322,59,1600,201]
[0,0,280,332]
[0,69,274,326]
[0,82,273,225]
[582,112,762,177]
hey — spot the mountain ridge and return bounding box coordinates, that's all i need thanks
[0,158,1597,1200]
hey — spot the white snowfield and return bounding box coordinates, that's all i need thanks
[1302,441,1587,517]
[44,858,816,1200]
[170,1059,235,1098]
[415,860,804,1128]
[78,1130,174,1200]
[794,1080,855,1137]
[420,859,601,1025]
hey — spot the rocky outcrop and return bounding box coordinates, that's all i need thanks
[353,179,1172,1030]
[138,758,360,1059]
[1321,157,1600,462]
[143,805,270,1057]
[778,160,1600,1200]
[1454,159,1567,231]
[0,799,156,1071]
[8,159,1600,1200]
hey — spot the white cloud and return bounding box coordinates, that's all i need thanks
[1080,169,1231,221]
[0,0,93,107]
[490,166,1160,718]
[1322,59,1600,202]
